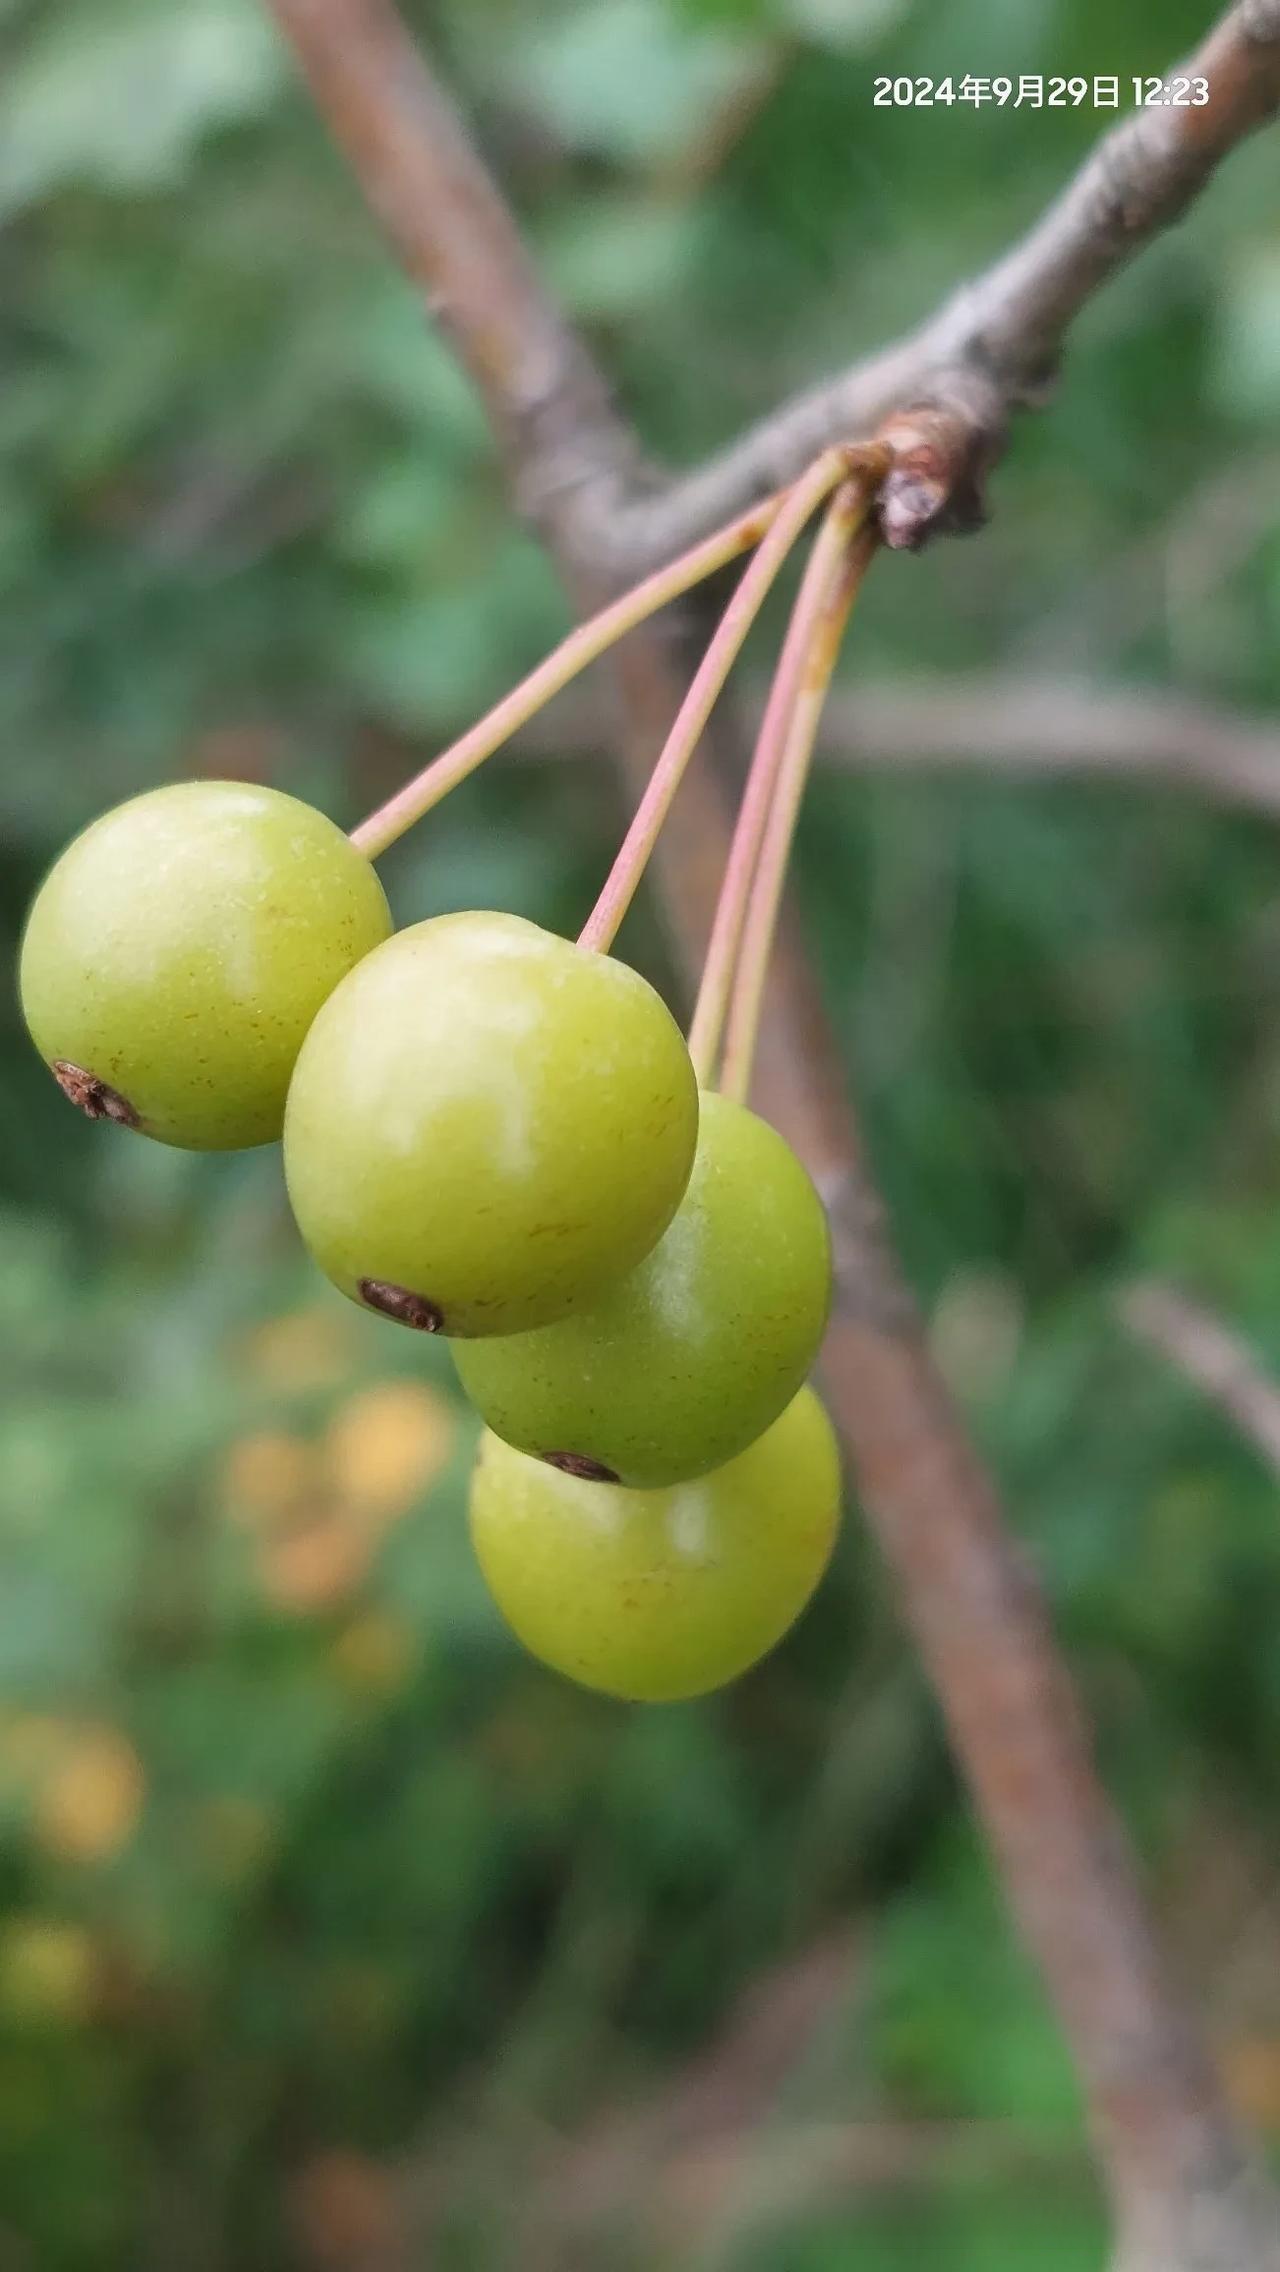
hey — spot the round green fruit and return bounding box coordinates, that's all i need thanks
[19,781,392,1151]
[453,1090,831,1486]
[469,1385,841,1701]
[282,912,699,1338]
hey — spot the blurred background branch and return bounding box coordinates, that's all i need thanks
[510,673,1280,817]
[1123,1279,1280,1474]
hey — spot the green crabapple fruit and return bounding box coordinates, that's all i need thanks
[282,911,699,1338]
[469,1384,842,1701]
[19,781,392,1151]
[453,1090,831,1486]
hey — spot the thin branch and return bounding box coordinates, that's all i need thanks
[819,676,1280,816]
[266,0,639,549]
[609,0,1280,569]
[520,1931,863,2265]
[1122,1280,1280,1475]
[266,6,1280,2264]
[271,0,1280,575]
[506,673,1280,821]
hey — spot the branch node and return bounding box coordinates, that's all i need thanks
[875,386,1004,551]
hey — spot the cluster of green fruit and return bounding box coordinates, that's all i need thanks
[19,778,842,1701]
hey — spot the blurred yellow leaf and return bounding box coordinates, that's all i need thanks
[236,1304,356,1392]
[34,1724,145,1864]
[258,1516,372,1614]
[329,1612,417,1698]
[0,1919,96,2026]
[1224,2036,1280,2132]
[222,1429,318,1529]
[324,1381,455,1528]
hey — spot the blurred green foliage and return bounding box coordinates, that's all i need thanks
[3,0,1280,2263]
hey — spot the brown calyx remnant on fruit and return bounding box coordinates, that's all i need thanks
[357,1278,444,1332]
[543,1451,620,1484]
[52,1061,140,1129]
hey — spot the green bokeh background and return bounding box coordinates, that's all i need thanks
[4,1,1280,2264]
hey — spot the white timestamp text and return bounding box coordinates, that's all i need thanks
[871,75,1210,109]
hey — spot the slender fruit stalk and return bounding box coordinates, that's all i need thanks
[686,478,875,1087]
[719,512,876,1105]
[576,449,851,955]
[349,470,840,862]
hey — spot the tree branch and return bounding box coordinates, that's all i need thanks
[1122,1280,1280,1475]
[266,4,1280,2263]
[606,0,1280,570]
[820,676,1280,815]
[272,0,1280,574]
[502,672,1280,821]
[266,0,642,547]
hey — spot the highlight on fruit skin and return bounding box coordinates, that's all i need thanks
[453,1090,832,1487]
[468,1385,842,1702]
[282,910,700,1339]
[19,780,393,1151]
